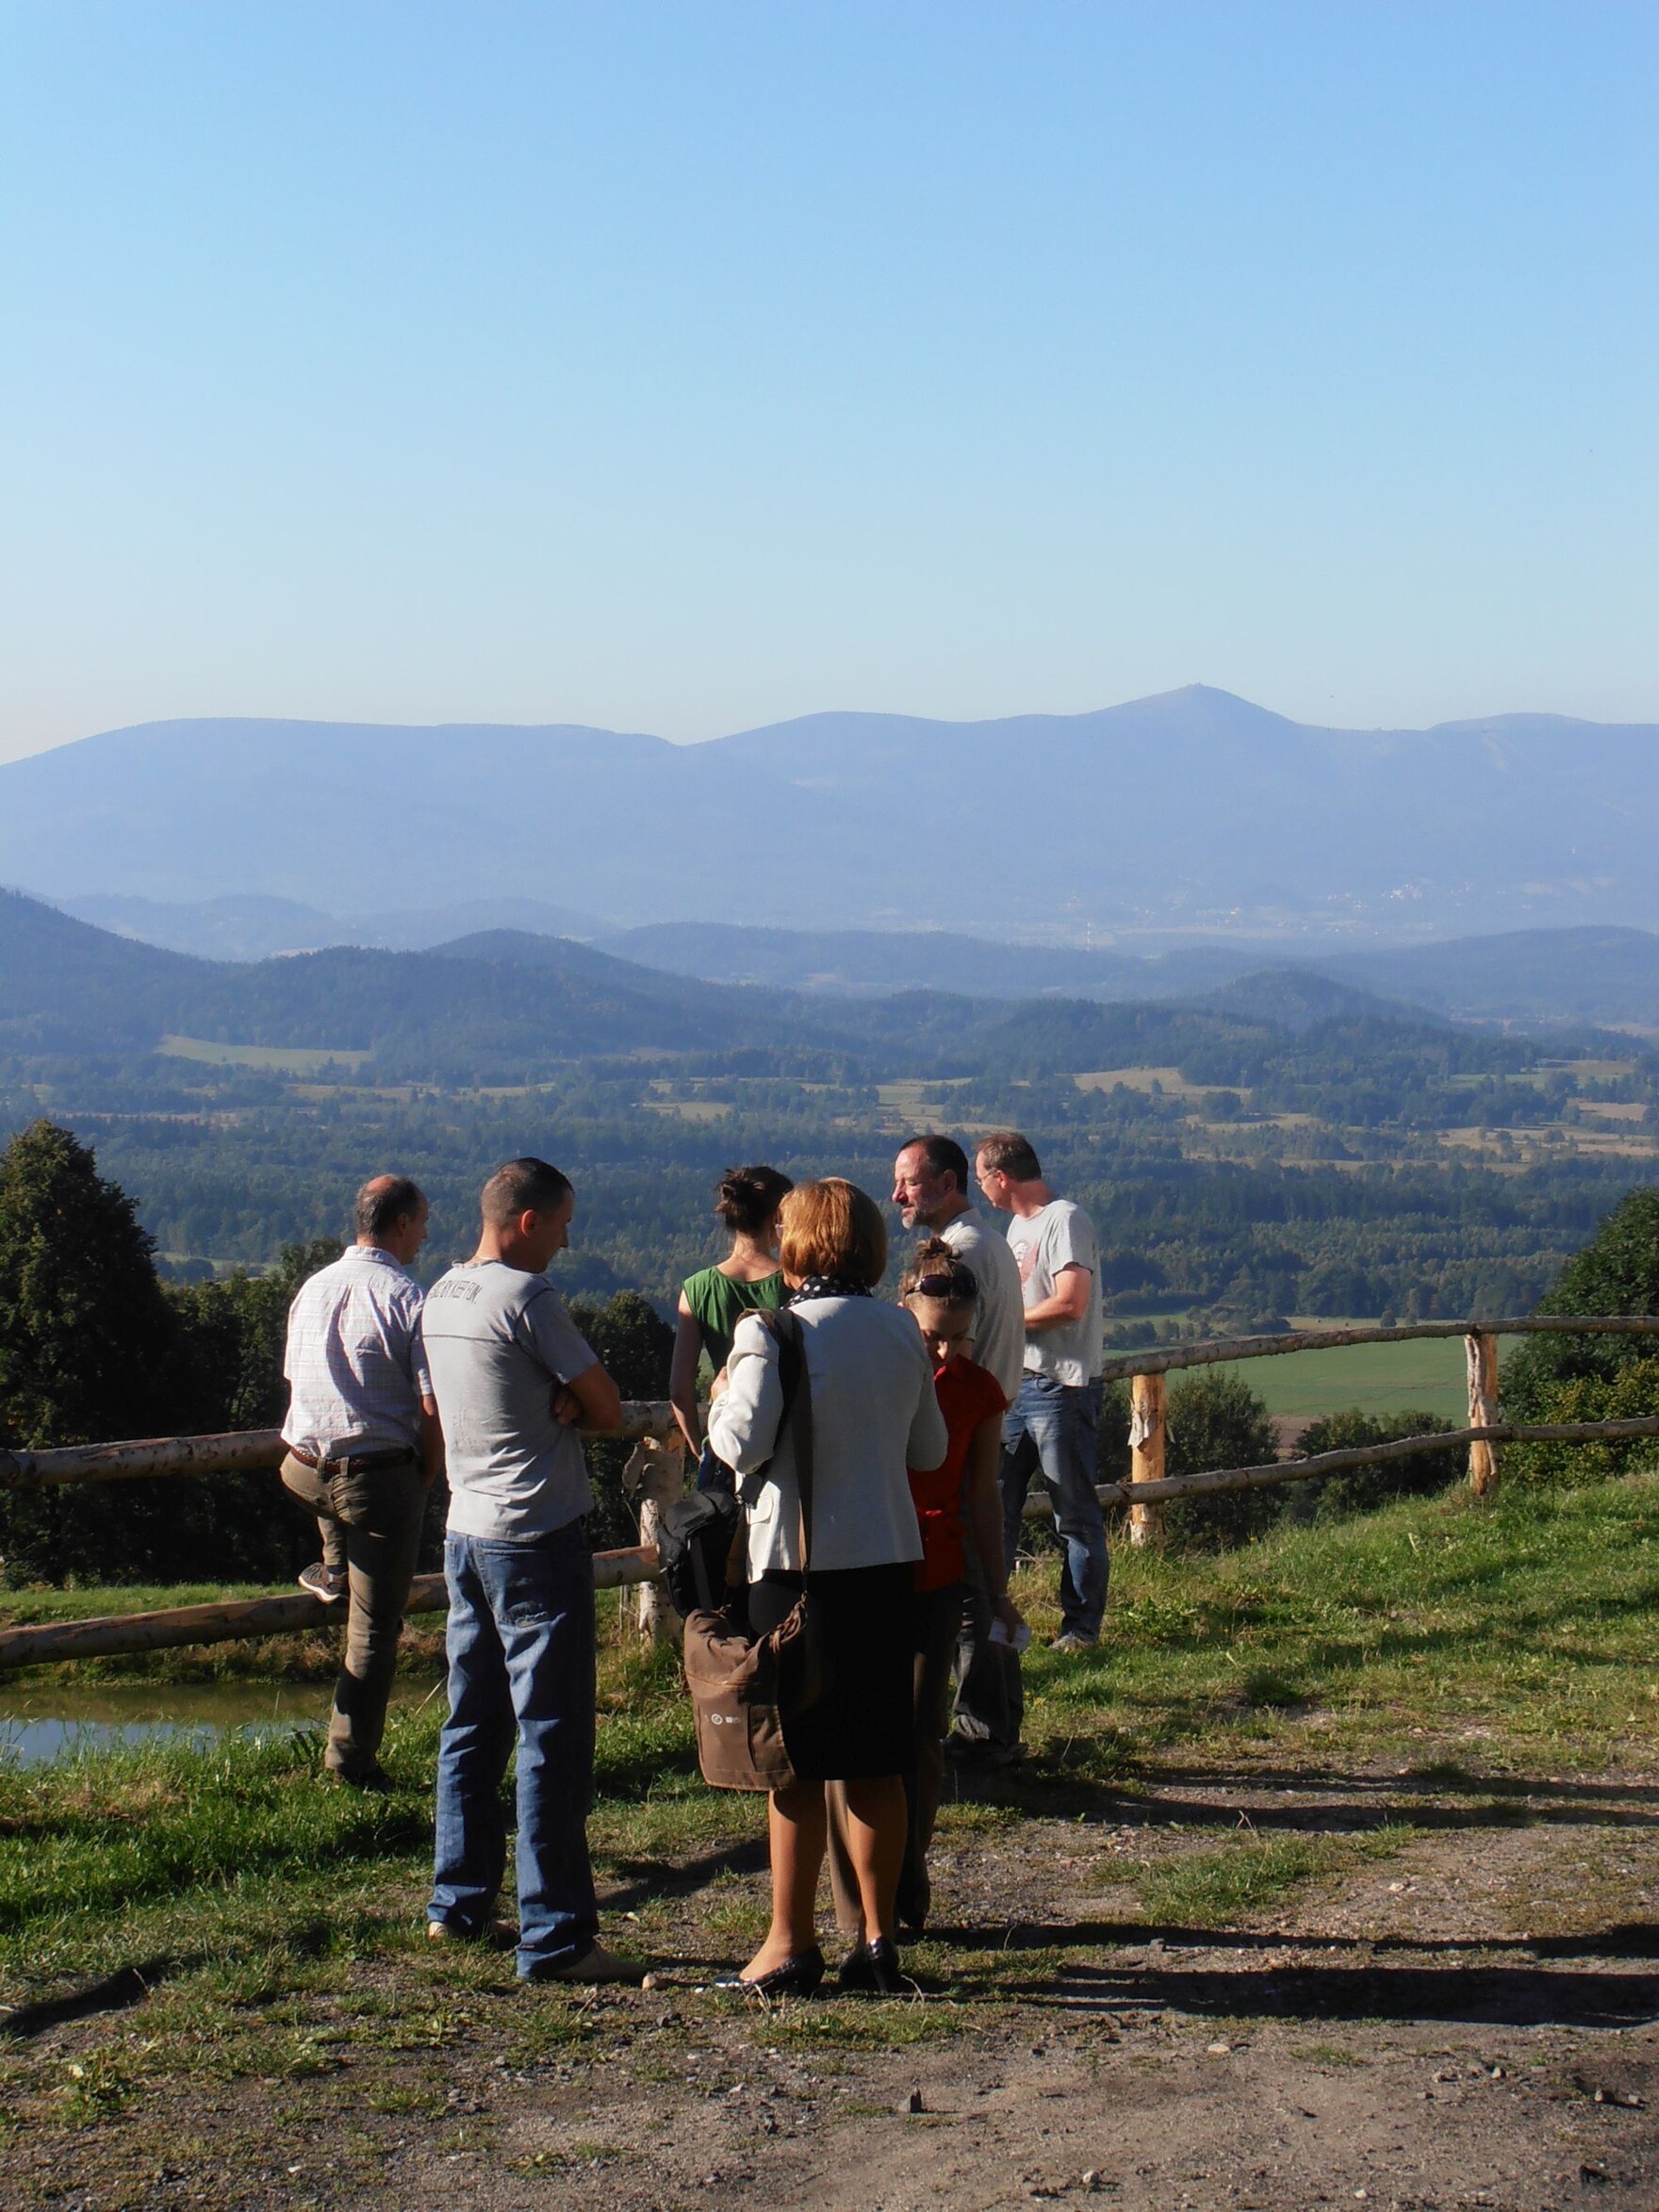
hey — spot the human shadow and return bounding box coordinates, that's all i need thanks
[0,1958,172,2041]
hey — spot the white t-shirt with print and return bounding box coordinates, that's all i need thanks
[1006,1199,1103,1388]
[940,1207,1027,1406]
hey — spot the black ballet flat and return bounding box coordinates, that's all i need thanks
[716,1946,825,1999]
[838,1936,906,1996]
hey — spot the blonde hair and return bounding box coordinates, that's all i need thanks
[779,1178,887,1287]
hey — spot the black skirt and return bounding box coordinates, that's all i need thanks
[749,1562,918,1782]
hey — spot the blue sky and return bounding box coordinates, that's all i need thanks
[1,2,1653,760]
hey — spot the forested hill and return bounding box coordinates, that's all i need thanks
[0,883,1577,1093]
[0,889,775,1072]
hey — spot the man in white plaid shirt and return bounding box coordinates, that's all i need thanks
[281,1175,441,1788]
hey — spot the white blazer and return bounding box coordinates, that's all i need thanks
[707,1296,948,1579]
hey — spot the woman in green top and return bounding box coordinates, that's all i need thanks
[670,1164,794,1483]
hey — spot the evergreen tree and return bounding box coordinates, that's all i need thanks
[0,1119,177,1450]
[0,1121,183,1581]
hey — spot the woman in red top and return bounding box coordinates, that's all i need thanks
[828,1239,1027,1937]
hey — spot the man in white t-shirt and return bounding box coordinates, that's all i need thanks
[975,1130,1108,1652]
[892,1135,1026,1403]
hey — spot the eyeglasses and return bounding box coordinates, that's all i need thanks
[913,1272,972,1297]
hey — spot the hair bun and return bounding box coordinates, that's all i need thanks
[714,1163,794,1235]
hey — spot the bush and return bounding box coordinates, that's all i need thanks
[1162,1369,1283,1550]
[1289,1406,1460,1521]
[1503,1357,1659,1490]
[567,1290,676,1549]
[1503,1184,1659,1484]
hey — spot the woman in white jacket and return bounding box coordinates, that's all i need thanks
[708,1177,947,1996]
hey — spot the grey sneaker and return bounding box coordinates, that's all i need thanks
[298,1562,348,1603]
[1049,1630,1099,1654]
[523,1943,646,1985]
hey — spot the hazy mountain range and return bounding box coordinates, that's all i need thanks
[6,684,1659,939]
[32,895,1659,1030]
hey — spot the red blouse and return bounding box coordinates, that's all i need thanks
[908,1354,1008,1592]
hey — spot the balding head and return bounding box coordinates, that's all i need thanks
[354,1174,428,1262]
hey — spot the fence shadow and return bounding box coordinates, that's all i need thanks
[947,1759,1659,1835]
[992,1954,1659,2029]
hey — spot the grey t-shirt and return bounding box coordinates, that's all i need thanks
[1007,1199,1104,1388]
[422,1260,599,1541]
[940,1207,1027,1406]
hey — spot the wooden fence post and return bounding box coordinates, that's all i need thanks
[625,1433,687,1644]
[1467,1332,1501,1497]
[1127,1371,1167,1546]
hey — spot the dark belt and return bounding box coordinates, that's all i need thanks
[287,1443,417,1476]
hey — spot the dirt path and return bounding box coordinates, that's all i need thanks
[14,1760,1659,2211]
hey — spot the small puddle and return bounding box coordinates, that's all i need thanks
[0,1676,444,1767]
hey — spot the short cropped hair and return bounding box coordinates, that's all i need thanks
[779,1178,887,1288]
[898,1133,971,1196]
[977,1130,1042,1182]
[481,1156,573,1227]
[715,1164,794,1235]
[355,1176,424,1242]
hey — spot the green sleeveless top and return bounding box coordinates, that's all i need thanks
[682,1265,786,1371]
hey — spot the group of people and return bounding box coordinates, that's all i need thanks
[278,1132,1107,1991]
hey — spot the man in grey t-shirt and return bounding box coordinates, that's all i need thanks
[977,1130,1109,1654]
[423,1156,639,1984]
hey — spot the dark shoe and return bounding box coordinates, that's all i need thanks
[326,1761,391,1792]
[715,1947,825,1999]
[524,1943,648,1985]
[298,1562,348,1603]
[840,1937,907,1996]
[944,1732,1024,1770]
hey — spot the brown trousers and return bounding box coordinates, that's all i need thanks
[826,1579,964,1935]
[280,1451,425,1780]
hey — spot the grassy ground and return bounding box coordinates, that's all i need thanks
[1,1475,1656,2204]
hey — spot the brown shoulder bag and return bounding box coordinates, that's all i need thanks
[682,1308,820,1793]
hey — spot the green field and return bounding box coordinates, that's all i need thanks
[1229,1334,1491,1423]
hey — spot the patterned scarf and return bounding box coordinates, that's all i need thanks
[789,1274,873,1303]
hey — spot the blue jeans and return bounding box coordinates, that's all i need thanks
[428,1519,599,1979]
[999,1374,1109,1639]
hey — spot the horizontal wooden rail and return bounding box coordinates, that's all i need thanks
[1095,1315,1659,1385]
[1019,1415,1659,1519]
[0,1403,678,1490]
[0,1547,662,1671]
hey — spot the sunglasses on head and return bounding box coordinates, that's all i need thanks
[913,1271,971,1297]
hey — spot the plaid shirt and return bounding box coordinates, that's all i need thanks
[281,1244,432,1458]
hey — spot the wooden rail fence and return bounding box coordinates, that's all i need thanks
[2,1322,1658,1666]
